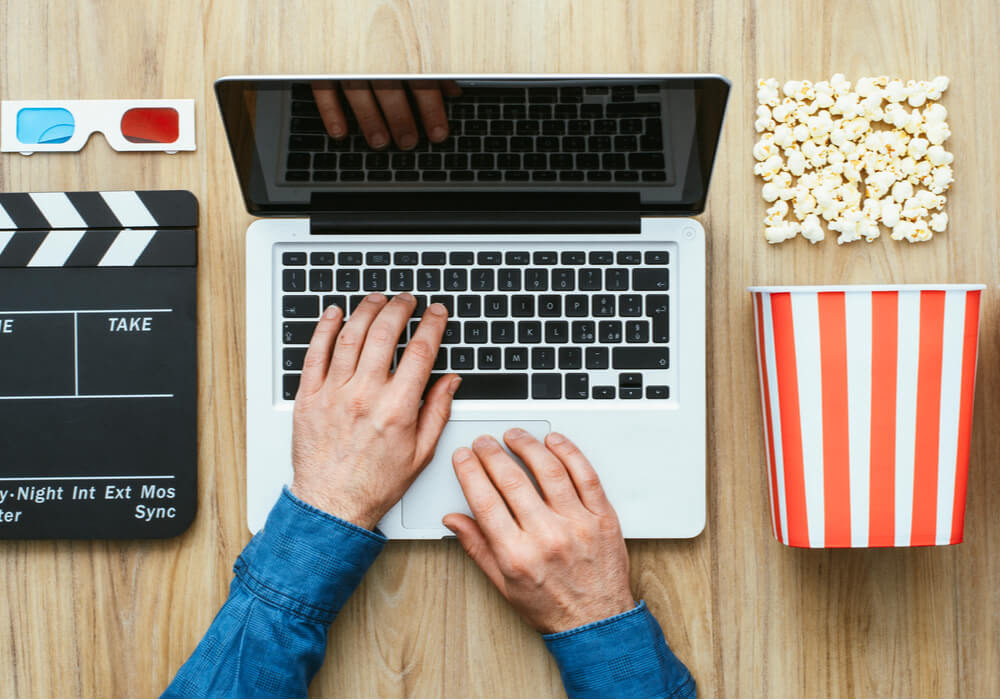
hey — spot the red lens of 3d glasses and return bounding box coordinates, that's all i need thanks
[120,107,179,144]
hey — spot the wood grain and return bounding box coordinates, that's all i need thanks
[1,0,998,696]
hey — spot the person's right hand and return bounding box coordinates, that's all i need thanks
[311,79,461,150]
[443,430,636,635]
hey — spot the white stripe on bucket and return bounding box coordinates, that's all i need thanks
[762,294,790,544]
[29,192,87,229]
[752,294,778,538]
[27,230,86,267]
[935,290,966,544]
[844,291,872,547]
[791,291,825,548]
[894,291,921,546]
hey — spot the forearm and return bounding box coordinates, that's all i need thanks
[163,487,385,698]
[543,601,695,699]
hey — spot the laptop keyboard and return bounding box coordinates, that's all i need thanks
[284,82,670,184]
[279,246,671,402]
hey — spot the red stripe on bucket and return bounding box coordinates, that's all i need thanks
[771,292,809,546]
[818,292,851,547]
[911,290,946,545]
[950,290,980,544]
[754,294,783,541]
[869,291,898,547]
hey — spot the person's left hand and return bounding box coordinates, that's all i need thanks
[290,293,461,530]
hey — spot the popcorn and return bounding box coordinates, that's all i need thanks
[754,75,952,244]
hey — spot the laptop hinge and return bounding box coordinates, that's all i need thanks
[307,191,642,234]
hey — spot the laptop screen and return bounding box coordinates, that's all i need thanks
[215,75,729,218]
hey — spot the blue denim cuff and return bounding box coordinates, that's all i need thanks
[543,600,696,698]
[233,486,386,625]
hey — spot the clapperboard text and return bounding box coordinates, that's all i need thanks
[0,483,178,524]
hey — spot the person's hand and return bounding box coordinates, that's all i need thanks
[290,293,461,530]
[311,79,461,150]
[443,430,636,634]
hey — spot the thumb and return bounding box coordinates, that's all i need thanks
[443,513,506,593]
[414,374,460,464]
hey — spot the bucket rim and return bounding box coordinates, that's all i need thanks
[748,284,987,293]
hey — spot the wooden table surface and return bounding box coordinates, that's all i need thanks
[2,0,998,696]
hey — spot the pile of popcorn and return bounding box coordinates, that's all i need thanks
[753,75,953,244]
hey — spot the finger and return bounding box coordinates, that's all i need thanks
[472,435,548,526]
[353,293,416,380]
[327,293,388,386]
[440,79,463,98]
[392,302,449,399]
[371,80,420,150]
[443,513,506,592]
[414,373,461,466]
[544,432,616,516]
[342,80,390,149]
[503,428,582,514]
[298,304,344,396]
[409,80,449,142]
[451,447,519,542]
[311,80,348,139]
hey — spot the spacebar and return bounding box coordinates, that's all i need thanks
[427,373,529,399]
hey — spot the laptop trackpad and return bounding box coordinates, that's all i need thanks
[402,420,551,530]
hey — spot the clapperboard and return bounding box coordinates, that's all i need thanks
[0,190,197,538]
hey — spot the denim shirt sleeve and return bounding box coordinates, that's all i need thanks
[162,487,385,698]
[543,600,696,699]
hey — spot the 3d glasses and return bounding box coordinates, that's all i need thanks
[1,99,195,154]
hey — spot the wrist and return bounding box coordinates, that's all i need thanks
[289,481,382,531]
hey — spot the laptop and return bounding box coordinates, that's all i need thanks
[215,74,729,538]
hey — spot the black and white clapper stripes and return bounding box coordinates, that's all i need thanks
[0,190,197,267]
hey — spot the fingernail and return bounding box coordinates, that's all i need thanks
[330,127,346,139]
[449,376,462,395]
[473,435,495,449]
[370,133,388,149]
[324,304,340,319]
[430,126,447,142]
[399,133,418,149]
[367,292,386,302]
[397,292,415,303]
[453,447,473,463]
[547,432,566,445]
[507,427,526,439]
[428,302,448,316]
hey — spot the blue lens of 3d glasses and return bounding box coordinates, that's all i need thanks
[16,108,76,144]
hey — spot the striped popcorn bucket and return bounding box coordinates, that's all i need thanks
[748,285,985,548]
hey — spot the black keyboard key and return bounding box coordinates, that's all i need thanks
[537,136,560,151]
[367,153,391,169]
[434,348,447,371]
[645,250,669,265]
[620,388,642,400]
[619,120,643,136]
[349,295,366,312]
[593,294,615,316]
[430,294,454,315]
[464,321,488,343]
[498,269,522,291]
[538,295,561,317]
[646,385,670,399]
[392,153,416,169]
[562,251,586,265]
[629,153,666,170]
[619,373,643,387]
[505,347,529,369]
[442,321,461,344]
[439,373,528,400]
[339,252,362,266]
[458,295,481,317]
[287,152,311,169]
[283,269,306,292]
[565,373,589,399]
[607,102,660,117]
[418,153,442,169]
[578,269,601,291]
[533,251,558,265]
[586,347,609,370]
[283,374,301,400]
[647,294,669,343]
[620,294,643,317]
[390,269,414,291]
[366,252,390,266]
[484,136,507,152]
[532,374,561,399]
[516,120,540,136]
[532,171,557,181]
[572,321,596,343]
[470,268,494,291]
[559,347,582,370]
[510,137,533,152]
[589,251,613,265]
[642,171,668,182]
[633,268,669,291]
[506,251,530,265]
[417,269,441,291]
[444,269,468,291]
[283,295,319,318]
[478,171,502,182]
[626,321,650,343]
[309,269,333,292]
[588,136,611,152]
[552,269,575,291]
[599,321,623,343]
[491,320,515,343]
[605,268,629,290]
[567,120,591,135]
[512,295,534,317]
[602,153,626,170]
[587,171,612,182]
[422,252,446,265]
[445,153,469,169]
[531,347,555,370]
[465,120,488,135]
[478,347,502,370]
[310,252,334,266]
[518,321,542,344]
[542,121,566,136]
[394,251,419,265]
[614,347,668,369]
[565,295,588,317]
[592,385,615,399]
[282,322,317,345]
[617,251,642,265]
[449,251,474,266]
[289,134,323,151]
[545,321,569,344]
[525,268,548,291]
[451,347,475,370]
[322,295,347,313]
[364,269,387,291]
[491,122,514,137]
[478,251,502,265]
[340,153,363,169]
[283,252,306,266]
[559,171,585,182]
[580,103,604,117]
[283,348,307,371]
[484,296,508,317]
